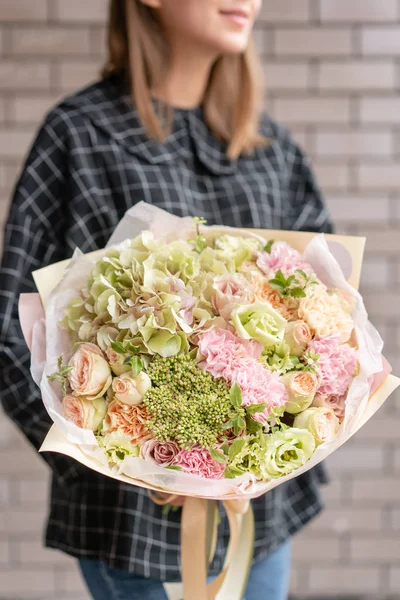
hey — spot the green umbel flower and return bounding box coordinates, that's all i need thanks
[143,355,232,448]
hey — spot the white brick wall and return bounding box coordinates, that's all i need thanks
[0,1,399,598]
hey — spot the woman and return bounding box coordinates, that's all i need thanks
[0,1,333,599]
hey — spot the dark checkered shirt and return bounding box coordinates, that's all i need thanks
[0,75,333,580]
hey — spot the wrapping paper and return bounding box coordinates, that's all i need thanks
[22,202,399,499]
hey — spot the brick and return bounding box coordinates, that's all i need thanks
[352,477,400,503]
[358,164,400,191]
[275,28,352,56]
[0,506,47,534]
[326,195,390,223]
[0,480,9,504]
[320,0,398,23]
[0,446,48,476]
[361,257,391,288]
[326,444,385,472]
[292,535,340,562]
[0,540,9,565]
[307,507,381,535]
[264,62,309,91]
[394,447,400,471]
[390,568,400,593]
[0,568,56,595]
[316,130,392,158]
[18,540,75,566]
[61,567,91,593]
[13,93,62,124]
[54,0,108,23]
[11,26,91,56]
[271,97,351,125]
[0,61,51,90]
[318,61,396,91]
[350,537,400,563]
[309,566,380,594]
[58,60,100,92]
[363,291,400,317]
[19,479,49,504]
[0,128,36,159]
[258,0,309,23]
[312,162,350,190]
[360,97,400,124]
[0,0,47,22]
[362,26,400,55]
[364,230,400,254]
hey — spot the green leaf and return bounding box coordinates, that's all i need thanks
[246,402,267,415]
[289,287,306,298]
[245,416,263,434]
[224,466,245,479]
[221,420,234,430]
[126,343,141,354]
[228,439,246,460]
[165,465,183,471]
[130,356,143,376]
[295,269,307,279]
[263,239,275,254]
[230,383,243,408]
[275,270,288,285]
[286,275,296,286]
[220,443,229,456]
[209,448,227,464]
[237,416,246,429]
[111,340,126,354]
[268,279,284,290]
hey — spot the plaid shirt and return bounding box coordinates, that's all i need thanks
[0,75,333,580]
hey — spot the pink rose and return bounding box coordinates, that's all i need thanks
[112,372,151,406]
[313,393,346,423]
[62,394,107,431]
[285,320,312,357]
[212,274,253,320]
[68,343,112,400]
[173,446,225,479]
[104,400,151,445]
[140,439,180,466]
[197,328,262,379]
[256,242,312,278]
[307,336,358,398]
[294,407,340,446]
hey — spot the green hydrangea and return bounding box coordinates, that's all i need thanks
[143,355,232,448]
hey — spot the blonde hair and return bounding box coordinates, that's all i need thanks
[102,0,266,158]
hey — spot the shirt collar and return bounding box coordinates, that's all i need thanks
[67,76,237,176]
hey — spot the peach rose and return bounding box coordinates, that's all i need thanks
[253,280,292,320]
[294,406,340,446]
[298,287,354,343]
[62,394,107,431]
[104,400,151,445]
[112,372,151,406]
[283,371,318,414]
[285,320,312,357]
[68,343,112,400]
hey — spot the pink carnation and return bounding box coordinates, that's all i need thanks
[232,360,288,423]
[308,336,358,399]
[173,446,225,479]
[197,328,262,379]
[256,241,312,278]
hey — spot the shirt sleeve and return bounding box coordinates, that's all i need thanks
[0,116,90,486]
[284,141,334,234]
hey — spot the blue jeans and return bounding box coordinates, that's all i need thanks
[79,540,291,600]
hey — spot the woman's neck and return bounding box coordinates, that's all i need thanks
[152,44,217,109]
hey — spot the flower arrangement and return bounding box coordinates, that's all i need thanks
[48,226,360,483]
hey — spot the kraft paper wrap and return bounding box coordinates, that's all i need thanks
[19,203,399,600]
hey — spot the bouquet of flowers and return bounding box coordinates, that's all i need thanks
[19,203,398,600]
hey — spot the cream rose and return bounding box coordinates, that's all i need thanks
[105,347,131,376]
[112,371,151,406]
[68,342,112,400]
[282,371,318,414]
[62,394,107,431]
[298,287,354,343]
[294,406,340,446]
